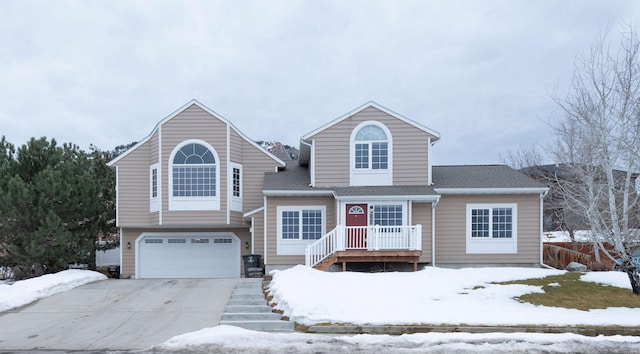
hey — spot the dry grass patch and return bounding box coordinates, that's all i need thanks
[493,272,640,311]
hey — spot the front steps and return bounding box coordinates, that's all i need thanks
[219,280,295,332]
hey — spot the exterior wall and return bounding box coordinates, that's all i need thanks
[434,194,541,265]
[412,202,433,263]
[120,226,251,278]
[265,195,337,266]
[251,212,265,261]
[161,104,228,225]
[309,106,435,187]
[116,140,152,227]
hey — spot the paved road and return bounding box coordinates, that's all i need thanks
[0,278,247,351]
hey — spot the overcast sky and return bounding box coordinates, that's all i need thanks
[1,1,638,165]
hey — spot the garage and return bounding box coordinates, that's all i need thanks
[136,233,240,278]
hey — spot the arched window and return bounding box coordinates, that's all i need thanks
[354,124,388,170]
[350,121,393,186]
[169,140,220,210]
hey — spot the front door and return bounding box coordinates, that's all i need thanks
[346,204,368,249]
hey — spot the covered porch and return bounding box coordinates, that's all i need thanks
[305,225,423,270]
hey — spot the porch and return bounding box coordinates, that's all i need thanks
[305,225,423,270]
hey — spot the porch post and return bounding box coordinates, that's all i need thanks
[337,225,346,251]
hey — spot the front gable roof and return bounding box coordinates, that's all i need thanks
[107,99,286,167]
[298,101,441,166]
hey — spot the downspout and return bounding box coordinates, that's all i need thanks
[263,195,268,268]
[250,217,255,254]
[226,124,231,225]
[432,196,440,267]
[539,189,554,269]
[158,125,163,225]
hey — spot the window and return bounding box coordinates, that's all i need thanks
[149,163,160,212]
[370,204,403,226]
[230,162,242,212]
[466,204,517,254]
[350,121,392,186]
[277,206,326,255]
[169,140,220,211]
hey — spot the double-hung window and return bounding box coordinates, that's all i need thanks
[277,206,325,255]
[169,140,220,210]
[466,204,517,254]
[350,122,393,186]
[149,163,160,212]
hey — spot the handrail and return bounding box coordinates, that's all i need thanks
[305,224,423,267]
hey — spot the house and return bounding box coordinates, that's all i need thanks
[108,100,548,278]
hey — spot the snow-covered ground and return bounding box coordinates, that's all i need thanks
[0,269,106,312]
[268,265,638,327]
[155,325,640,353]
[543,230,594,242]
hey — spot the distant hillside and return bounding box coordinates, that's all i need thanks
[256,141,299,161]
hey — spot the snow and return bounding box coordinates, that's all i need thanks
[543,230,594,242]
[156,325,640,353]
[0,269,106,312]
[268,265,640,326]
[582,271,632,289]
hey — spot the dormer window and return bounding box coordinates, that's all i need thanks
[350,121,393,186]
[169,140,220,211]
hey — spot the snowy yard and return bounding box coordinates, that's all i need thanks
[3,266,640,353]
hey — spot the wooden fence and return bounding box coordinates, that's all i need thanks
[543,242,615,271]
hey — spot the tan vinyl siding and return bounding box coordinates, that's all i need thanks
[161,104,228,225]
[115,140,152,227]
[240,138,284,211]
[266,196,336,265]
[435,194,541,264]
[230,127,243,162]
[412,202,433,263]
[251,213,265,258]
[120,227,251,278]
[309,106,434,187]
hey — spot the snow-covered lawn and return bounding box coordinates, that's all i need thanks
[0,269,106,312]
[268,265,639,326]
[155,325,640,353]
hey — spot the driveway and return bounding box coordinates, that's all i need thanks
[0,277,247,351]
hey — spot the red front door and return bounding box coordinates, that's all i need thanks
[346,204,368,249]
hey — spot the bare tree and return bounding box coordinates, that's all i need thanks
[552,26,640,294]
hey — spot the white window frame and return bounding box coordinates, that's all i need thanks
[368,202,407,226]
[150,163,160,212]
[168,139,220,211]
[466,203,518,254]
[349,121,393,186]
[230,162,242,212]
[277,205,326,255]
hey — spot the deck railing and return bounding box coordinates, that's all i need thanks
[305,224,422,267]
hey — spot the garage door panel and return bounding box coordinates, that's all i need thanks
[138,234,240,279]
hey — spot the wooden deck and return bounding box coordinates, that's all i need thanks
[314,250,422,271]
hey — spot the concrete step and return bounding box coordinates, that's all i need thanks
[225,305,274,313]
[231,294,266,301]
[221,312,282,321]
[233,287,264,295]
[227,299,268,306]
[235,281,263,289]
[219,320,295,332]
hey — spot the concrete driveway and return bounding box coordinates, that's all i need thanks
[0,277,246,351]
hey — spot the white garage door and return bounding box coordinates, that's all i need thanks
[137,233,240,278]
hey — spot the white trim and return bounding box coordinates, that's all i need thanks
[431,201,436,266]
[263,196,268,266]
[466,203,518,254]
[335,195,440,202]
[243,206,264,218]
[277,205,327,255]
[250,216,255,254]
[168,139,221,211]
[301,101,441,142]
[310,140,316,187]
[226,124,231,224]
[158,125,163,225]
[115,166,119,226]
[108,99,286,167]
[427,137,432,186]
[119,228,123,277]
[263,190,335,197]
[349,120,393,186]
[435,188,549,195]
[230,162,243,212]
[149,163,160,212]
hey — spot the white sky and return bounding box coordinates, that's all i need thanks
[1,0,638,165]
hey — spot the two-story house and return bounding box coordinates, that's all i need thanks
[109,100,547,278]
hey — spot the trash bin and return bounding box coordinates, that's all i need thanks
[242,254,263,278]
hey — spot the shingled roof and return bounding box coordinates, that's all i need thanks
[432,165,547,189]
[264,163,546,196]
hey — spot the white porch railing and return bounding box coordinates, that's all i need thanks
[305,224,422,267]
